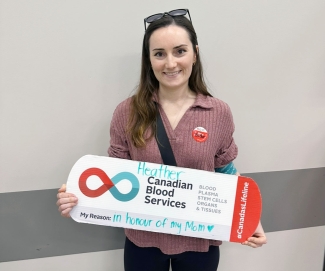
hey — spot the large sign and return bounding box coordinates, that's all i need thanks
[67,155,262,243]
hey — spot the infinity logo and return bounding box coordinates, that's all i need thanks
[79,168,139,202]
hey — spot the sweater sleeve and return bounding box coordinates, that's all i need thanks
[214,103,238,168]
[107,100,131,160]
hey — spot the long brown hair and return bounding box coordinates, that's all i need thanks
[128,15,212,147]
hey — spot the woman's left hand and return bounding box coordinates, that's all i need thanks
[242,221,267,248]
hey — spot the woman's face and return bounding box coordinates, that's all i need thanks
[149,25,197,92]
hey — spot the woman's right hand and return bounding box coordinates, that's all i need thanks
[56,184,78,217]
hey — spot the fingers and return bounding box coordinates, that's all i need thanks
[57,184,78,217]
[56,191,76,200]
[59,204,74,218]
[242,240,260,248]
[242,236,267,248]
[249,236,267,246]
[57,197,78,217]
[58,184,66,193]
[56,194,78,208]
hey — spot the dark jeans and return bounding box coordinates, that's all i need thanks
[124,237,220,271]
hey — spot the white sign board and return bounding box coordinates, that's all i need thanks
[67,155,262,243]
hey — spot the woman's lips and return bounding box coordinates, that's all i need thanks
[163,71,181,77]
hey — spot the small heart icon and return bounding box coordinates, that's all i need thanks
[207,225,214,232]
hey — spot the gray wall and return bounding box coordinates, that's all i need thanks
[1,0,325,270]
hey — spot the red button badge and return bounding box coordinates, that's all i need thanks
[192,127,208,143]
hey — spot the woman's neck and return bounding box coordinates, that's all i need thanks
[157,85,197,130]
[158,85,196,104]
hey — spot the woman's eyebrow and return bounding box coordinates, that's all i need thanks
[152,44,188,51]
[173,44,188,49]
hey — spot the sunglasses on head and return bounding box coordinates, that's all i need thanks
[144,9,192,30]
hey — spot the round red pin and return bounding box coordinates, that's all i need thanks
[192,127,208,143]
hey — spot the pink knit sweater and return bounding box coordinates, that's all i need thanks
[108,93,238,254]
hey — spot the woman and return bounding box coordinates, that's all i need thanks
[57,9,267,271]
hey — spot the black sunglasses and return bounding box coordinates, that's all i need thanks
[144,9,192,30]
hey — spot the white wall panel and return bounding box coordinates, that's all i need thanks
[1,0,324,192]
[199,0,325,173]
